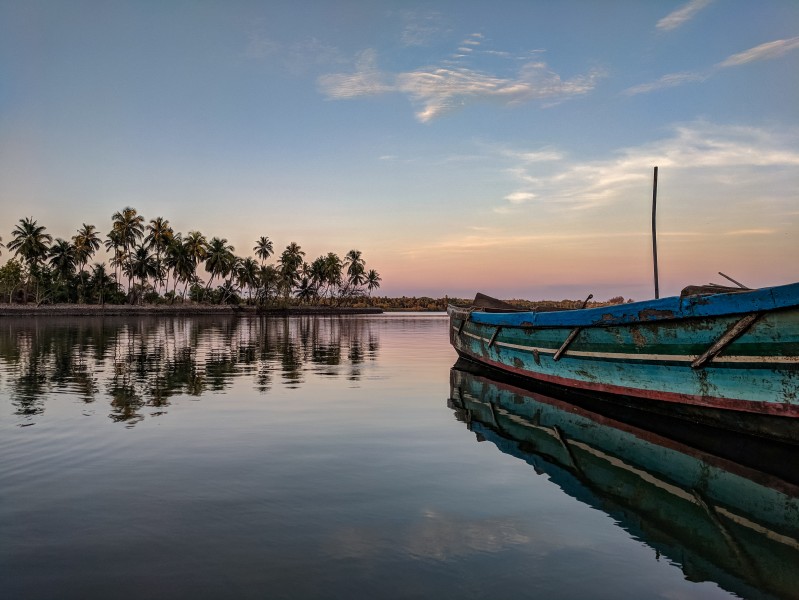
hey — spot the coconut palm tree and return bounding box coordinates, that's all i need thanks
[111,207,145,250]
[294,277,317,304]
[90,263,115,305]
[183,230,208,270]
[124,244,158,303]
[237,257,259,302]
[309,256,326,292]
[344,249,366,287]
[256,264,281,304]
[104,228,124,284]
[7,217,53,269]
[323,252,343,298]
[164,235,189,298]
[111,207,145,294]
[145,217,174,294]
[254,236,274,266]
[278,242,305,297]
[72,224,101,271]
[73,224,101,303]
[366,269,381,296]
[204,237,235,293]
[48,238,77,281]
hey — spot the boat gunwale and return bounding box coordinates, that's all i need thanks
[447,281,799,329]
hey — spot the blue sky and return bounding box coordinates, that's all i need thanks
[1,0,798,300]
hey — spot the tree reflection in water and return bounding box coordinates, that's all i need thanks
[0,316,379,426]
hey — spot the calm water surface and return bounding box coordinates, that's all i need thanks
[1,314,796,599]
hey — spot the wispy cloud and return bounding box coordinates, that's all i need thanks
[498,147,564,163]
[724,229,775,236]
[318,49,393,98]
[495,121,799,212]
[318,37,605,122]
[505,192,535,204]
[718,36,799,67]
[397,63,604,122]
[625,36,799,95]
[656,0,714,31]
[623,71,708,96]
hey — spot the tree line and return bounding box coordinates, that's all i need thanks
[0,208,381,306]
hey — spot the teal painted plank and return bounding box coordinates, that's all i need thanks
[466,281,799,328]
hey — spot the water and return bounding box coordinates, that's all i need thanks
[1,314,796,599]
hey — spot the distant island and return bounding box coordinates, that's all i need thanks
[0,208,382,310]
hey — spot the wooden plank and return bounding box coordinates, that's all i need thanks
[553,327,581,361]
[691,313,761,369]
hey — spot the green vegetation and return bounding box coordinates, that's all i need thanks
[372,296,632,312]
[0,208,380,306]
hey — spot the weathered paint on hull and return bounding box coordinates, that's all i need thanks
[448,302,799,419]
[449,366,799,599]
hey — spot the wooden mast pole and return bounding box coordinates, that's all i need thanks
[652,166,660,300]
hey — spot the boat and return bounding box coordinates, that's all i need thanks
[447,281,799,442]
[448,363,799,600]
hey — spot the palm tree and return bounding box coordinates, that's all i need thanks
[90,262,115,305]
[309,256,327,293]
[278,242,305,297]
[72,224,100,271]
[48,239,77,282]
[73,224,101,303]
[204,237,235,293]
[164,235,188,299]
[237,257,259,302]
[145,217,174,294]
[124,244,158,303]
[104,229,124,285]
[254,236,274,266]
[111,207,145,294]
[183,230,208,270]
[366,269,381,296]
[323,252,343,299]
[344,249,366,287]
[7,217,53,269]
[256,265,281,304]
[294,277,317,304]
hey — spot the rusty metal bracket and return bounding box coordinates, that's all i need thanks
[553,327,582,361]
[691,313,761,369]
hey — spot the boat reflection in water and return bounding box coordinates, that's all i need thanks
[449,359,799,600]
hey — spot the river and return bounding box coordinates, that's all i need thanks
[1,314,796,599]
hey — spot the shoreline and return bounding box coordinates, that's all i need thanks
[0,304,384,317]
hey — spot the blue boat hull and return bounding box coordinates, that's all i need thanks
[448,282,799,429]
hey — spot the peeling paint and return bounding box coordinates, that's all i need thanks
[630,327,647,349]
[639,309,676,321]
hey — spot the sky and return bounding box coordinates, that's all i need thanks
[1,0,798,301]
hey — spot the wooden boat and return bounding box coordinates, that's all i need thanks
[448,363,799,600]
[448,282,799,441]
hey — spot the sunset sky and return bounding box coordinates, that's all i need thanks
[1,0,797,300]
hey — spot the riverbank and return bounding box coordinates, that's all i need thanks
[0,304,383,317]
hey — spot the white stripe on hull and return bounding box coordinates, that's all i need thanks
[456,326,799,365]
